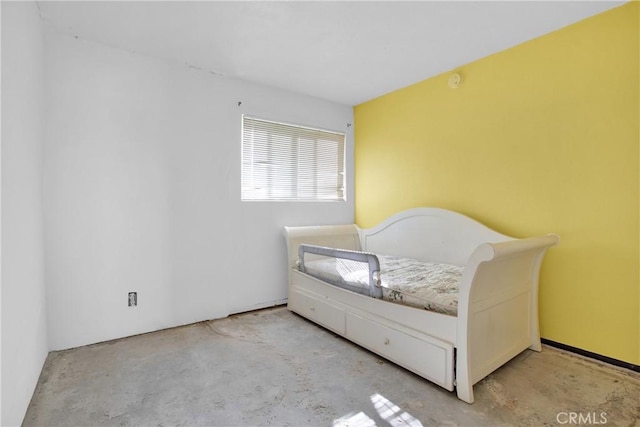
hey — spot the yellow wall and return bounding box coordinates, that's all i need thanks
[354,3,639,365]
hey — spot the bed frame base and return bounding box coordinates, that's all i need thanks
[284,208,558,403]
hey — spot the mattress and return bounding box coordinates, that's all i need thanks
[300,254,463,316]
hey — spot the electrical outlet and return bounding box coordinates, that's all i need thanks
[128,292,137,307]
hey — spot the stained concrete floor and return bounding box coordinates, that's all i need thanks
[24,307,639,427]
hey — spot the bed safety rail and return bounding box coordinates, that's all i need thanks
[297,244,383,299]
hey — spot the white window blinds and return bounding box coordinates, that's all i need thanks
[241,116,346,201]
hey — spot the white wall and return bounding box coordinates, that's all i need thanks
[1,2,49,425]
[44,33,354,350]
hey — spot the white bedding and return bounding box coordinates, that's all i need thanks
[301,254,463,316]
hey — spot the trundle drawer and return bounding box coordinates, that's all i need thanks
[289,290,346,335]
[346,312,454,390]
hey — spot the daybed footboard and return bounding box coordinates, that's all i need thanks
[455,234,559,403]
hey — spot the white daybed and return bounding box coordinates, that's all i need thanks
[283,207,558,403]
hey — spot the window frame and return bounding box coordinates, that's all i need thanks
[241,115,347,202]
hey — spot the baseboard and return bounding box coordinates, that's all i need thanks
[541,338,639,373]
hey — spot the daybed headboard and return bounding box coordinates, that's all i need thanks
[358,208,512,266]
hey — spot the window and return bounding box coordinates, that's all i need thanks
[241,115,346,201]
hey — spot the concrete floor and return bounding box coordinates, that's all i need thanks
[24,307,639,427]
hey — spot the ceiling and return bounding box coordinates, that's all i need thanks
[36,1,626,106]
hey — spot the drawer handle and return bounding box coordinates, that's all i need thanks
[384,338,390,346]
